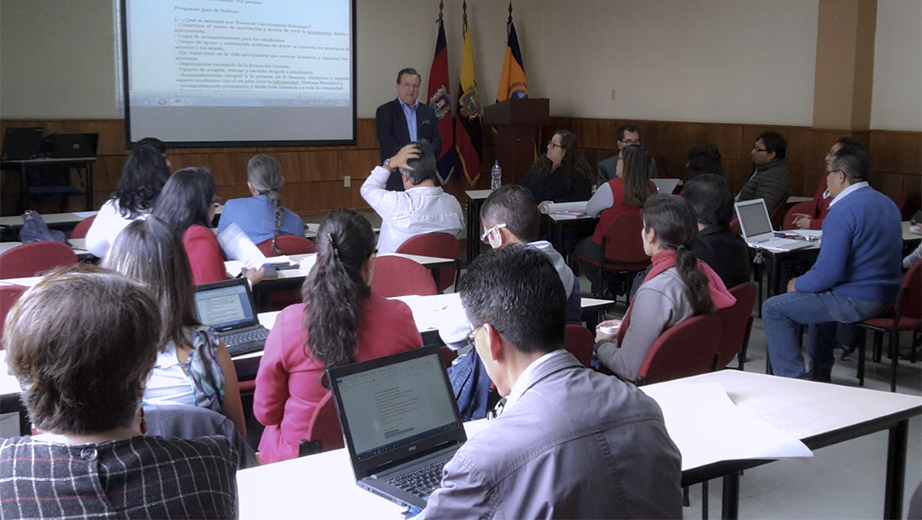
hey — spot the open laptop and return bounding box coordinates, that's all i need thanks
[735,198,813,251]
[42,133,98,159]
[1,127,44,160]
[329,346,467,510]
[193,278,269,356]
[652,178,681,195]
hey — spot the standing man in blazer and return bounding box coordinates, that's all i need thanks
[375,68,442,191]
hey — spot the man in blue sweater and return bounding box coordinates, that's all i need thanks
[763,145,902,380]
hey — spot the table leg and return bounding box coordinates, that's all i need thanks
[884,419,908,519]
[721,471,740,519]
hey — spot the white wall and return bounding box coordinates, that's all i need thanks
[871,0,922,131]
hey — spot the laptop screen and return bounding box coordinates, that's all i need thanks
[194,280,257,330]
[736,200,773,238]
[334,351,459,461]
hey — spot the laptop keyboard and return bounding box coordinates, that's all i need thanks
[387,458,449,497]
[221,328,269,356]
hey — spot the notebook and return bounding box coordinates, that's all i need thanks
[193,278,269,356]
[329,345,467,510]
[735,198,812,252]
[1,127,44,160]
[43,133,98,159]
[652,178,681,195]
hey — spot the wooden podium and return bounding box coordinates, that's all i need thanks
[482,98,550,184]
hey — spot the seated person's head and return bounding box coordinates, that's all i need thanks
[400,141,438,187]
[753,131,787,163]
[829,145,869,195]
[685,143,723,180]
[115,145,171,217]
[825,137,864,170]
[303,209,377,373]
[641,195,715,315]
[479,185,541,247]
[247,154,284,199]
[102,217,197,350]
[619,145,655,206]
[617,124,642,148]
[459,246,565,395]
[3,265,161,435]
[136,137,169,167]
[152,167,217,233]
[684,173,734,229]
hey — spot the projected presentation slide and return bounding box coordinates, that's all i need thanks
[122,0,355,145]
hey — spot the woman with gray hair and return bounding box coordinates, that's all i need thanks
[218,154,305,252]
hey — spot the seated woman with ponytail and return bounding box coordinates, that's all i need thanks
[593,195,736,382]
[218,154,305,251]
[253,209,422,463]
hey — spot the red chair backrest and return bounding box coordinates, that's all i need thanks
[769,196,789,230]
[0,285,27,343]
[371,256,438,298]
[0,242,78,279]
[729,218,742,236]
[715,282,757,370]
[257,235,316,256]
[396,233,459,292]
[898,260,922,321]
[782,201,814,230]
[70,215,96,239]
[305,392,344,453]
[637,313,721,385]
[600,210,649,269]
[564,324,594,367]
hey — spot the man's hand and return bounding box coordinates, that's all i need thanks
[792,213,812,229]
[242,266,265,286]
[595,319,622,342]
[786,278,797,293]
[389,144,420,171]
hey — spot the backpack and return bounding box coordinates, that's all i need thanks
[19,210,67,244]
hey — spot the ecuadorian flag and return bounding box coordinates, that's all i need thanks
[496,21,528,102]
[428,19,455,184]
[455,23,483,186]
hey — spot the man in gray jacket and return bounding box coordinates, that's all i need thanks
[737,130,791,214]
[420,246,682,519]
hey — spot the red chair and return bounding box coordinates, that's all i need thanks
[636,314,722,386]
[729,218,742,236]
[782,201,814,230]
[70,215,96,239]
[257,235,316,256]
[714,282,757,370]
[768,196,789,231]
[440,346,458,368]
[396,233,459,293]
[855,260,922,392]
[0,242,78,279]
[564,324,594,368]
[371,256,438,298]
[299,392,344,456]
[0,285,27,342]
[577,211,650,300]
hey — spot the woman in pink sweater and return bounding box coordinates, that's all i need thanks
[254,209,422,463]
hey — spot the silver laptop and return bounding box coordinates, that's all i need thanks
[652,178,680,195]
[193,278,269,356]
[735,198,812,251]
[329,346,467,510]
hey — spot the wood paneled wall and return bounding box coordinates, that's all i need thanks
[1,118,917,218]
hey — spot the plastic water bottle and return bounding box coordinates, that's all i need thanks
[491,160,502,190]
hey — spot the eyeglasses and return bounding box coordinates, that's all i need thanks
[752,147,768,153]
[619,139,641,146]
[480,223,507,244]
[547,140,563,149]
[824,168,844,177]
[464,325,485,349]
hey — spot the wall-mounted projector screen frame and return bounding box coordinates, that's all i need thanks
[119,0,357,148]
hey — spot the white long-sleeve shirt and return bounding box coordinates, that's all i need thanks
[360,166,464,253]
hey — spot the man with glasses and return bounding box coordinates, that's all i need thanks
[762,145,902,381]
[419,246,682,519]
[375,68,443,191]
[597,123,658,185]
[737,130,791,215]
[360,141,462,253]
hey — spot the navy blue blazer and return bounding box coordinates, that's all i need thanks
[375,98,442,162]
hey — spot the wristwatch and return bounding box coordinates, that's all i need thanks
[382,158,392,171]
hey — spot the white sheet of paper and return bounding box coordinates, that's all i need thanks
[641,382,812,471]
[73,211,97,218]
[217,222,268,268]
[541,201,589,215]
[792,230,822,240]
[391,293,464,332]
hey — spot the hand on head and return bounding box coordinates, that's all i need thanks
[389,144,419,171]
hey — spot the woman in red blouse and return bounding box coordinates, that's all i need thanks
[254,209,422,463]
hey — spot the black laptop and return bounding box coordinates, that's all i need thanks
[328,346,467,510]
[1,127,44,160]
[193,278,270,356]
[43,133,99,159]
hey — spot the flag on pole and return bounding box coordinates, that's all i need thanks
[496,4,528,102]
[455,4,483,187]
[428,17,455,184]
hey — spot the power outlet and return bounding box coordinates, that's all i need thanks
[610,88,616,101]
[343,175,351,187]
